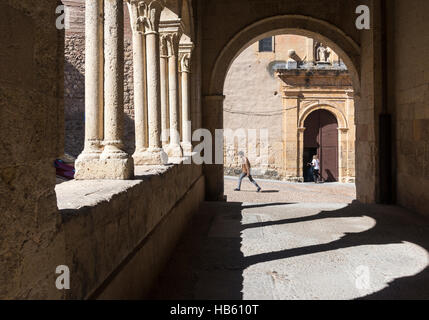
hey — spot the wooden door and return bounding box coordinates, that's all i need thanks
[304,109,338,182]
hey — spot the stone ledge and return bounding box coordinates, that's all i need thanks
[56,164,175,213]
[54,161,204,299]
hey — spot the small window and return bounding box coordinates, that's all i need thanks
[259,37,273,52]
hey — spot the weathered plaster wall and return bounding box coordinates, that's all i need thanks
[223,41,283,179]
[393,0,429,216]
[0,0,65,299]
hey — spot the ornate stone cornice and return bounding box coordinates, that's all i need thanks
[127,0,165,35]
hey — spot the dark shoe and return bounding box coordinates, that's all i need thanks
[234,188,240,191]
[257,187,261,192]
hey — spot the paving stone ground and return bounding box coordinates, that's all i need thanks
[149,179,429,300]
[224,176,356,204]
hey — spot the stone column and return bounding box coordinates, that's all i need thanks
[163,30,183,158]
[76,0,133,179]
[135,0,167,164]
[99,0,133,178]
[127,1,147,160]
[338,127,349,182]
[282,91,300,181]
[203,95,225,201]
[179,43,194,156]
[297,127,306,182]
[75,0,104,178]
[160,35,169,146]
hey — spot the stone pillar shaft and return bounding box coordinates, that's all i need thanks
[103,0,124,151]
[282,94,300,181]
[160,44,169,146]
[163,31,183,158]
[83,0,104,156]
[180,50,192,155]
[181,71,190,143]
[168,53,181,149]
[146,33,162,150]
[203,95,225,201]
[132,31,147,154]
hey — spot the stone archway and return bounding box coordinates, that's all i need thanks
[202,14,363,201]
[208,15,361,95]
[299,104,348,129]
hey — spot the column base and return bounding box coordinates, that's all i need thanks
[165,143,183,158]
[75,157,134,180]
[76,143,103,161]
[133,147,168,165]
[180,142,193,156]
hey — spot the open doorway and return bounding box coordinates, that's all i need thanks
[303,109,339,183]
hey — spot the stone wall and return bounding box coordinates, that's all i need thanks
[56,162,204,299]
[0,0,65,299]
[393,0,429,216]
[223,41,283,179]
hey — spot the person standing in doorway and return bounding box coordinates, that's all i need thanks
[311,155,321,183]
[234,151,261,192]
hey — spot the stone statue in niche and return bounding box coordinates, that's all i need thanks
[315,42,331,64]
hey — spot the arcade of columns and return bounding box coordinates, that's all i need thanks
[75,0,194,179]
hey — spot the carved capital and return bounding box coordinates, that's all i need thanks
[127,0,165,35]
[126,1,143,33]
[159,20,183,57]
[180,53,191,72]
[164,32,180,57]
[159,34,169,57]
[179,42,194,73]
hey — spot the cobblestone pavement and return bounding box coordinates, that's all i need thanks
[149,179,429,300]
